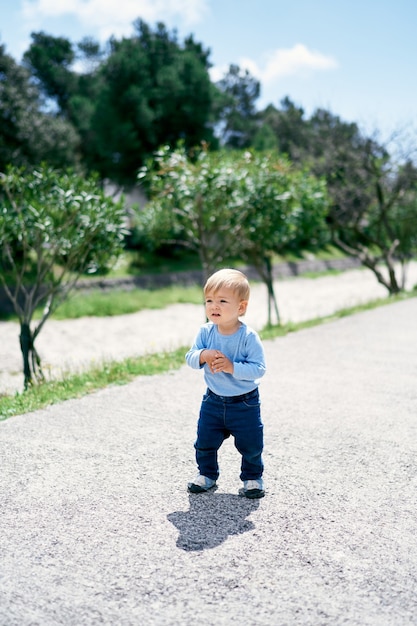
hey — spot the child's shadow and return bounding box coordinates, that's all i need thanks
[167,492,260,552]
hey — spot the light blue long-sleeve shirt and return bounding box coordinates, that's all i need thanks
[185,321,266,397]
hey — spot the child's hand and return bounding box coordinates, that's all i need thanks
[201,350,233,374]
[211,351,233,375]
[200,349,218,369]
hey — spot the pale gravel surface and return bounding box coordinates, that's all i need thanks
[1,267,417,625]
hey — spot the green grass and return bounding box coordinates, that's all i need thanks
[1,290,415,421]
[21,263,352,322]
[12,267,350,323]
[0,284,204,322]
[49,285,204,320]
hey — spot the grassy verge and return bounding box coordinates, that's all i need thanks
[0,285,204,322]
[50,285,204,320]
[1,290,415,420]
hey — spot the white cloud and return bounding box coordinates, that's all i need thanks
[211,44,338,85]
[21,0,209,41]
[262,44,338,82]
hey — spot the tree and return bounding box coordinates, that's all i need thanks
[251,123,279,152]
[21,23,218,185]
[137,144,248,278]
[0,45,80,170]
[138,146,329,324]
[215,64,261,148]
[258,101,417,294]
[89,21,217,185]
[0,165,127,389]
[237,152,329,324]
[305,112,417,294]
[23,32,78,113]
[22,33,105,175]
[258,97,309,160]
[328,150,417,294]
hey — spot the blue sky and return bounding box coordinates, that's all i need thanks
[1,0,416,139]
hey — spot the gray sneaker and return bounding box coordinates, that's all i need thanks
[239,479,265,499]
[188,474,217,493]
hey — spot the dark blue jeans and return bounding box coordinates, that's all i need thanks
[194,388,264,482]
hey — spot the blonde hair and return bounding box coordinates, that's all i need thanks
[204,268,250,301]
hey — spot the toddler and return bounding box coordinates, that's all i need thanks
[185,268,266,499]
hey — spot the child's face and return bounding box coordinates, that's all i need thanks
[204,287,248,330]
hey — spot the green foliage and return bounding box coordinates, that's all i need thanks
[50,285,203,319]
[289,170,330,251]
[8,23,218,184]
[259,97,310,157]
[0,165,128,388]
[0,45,80,170]
[2,20,416,297]
[0,165,127,282]
[252,123,279,152]
[235,151,330,323]
[137,144,251,277]
[214,64,261,148]
[88,21,216,184]
[137,146,329,323]
[258,100,417,294]
[23,31,78,111]
[320,131,417,293]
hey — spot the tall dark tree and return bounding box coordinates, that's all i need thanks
[22,23,217,185]
[23,32,78,113]
[0,45,80,170]
[215,64,260,148]
[258,97,309,159]
[89,20,216,185]
[22,33,103,173]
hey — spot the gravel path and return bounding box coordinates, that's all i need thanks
[0,272,417,626]
[1,267,417,625]
[0,299,417,626]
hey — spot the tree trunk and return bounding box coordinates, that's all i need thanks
[19,322,44,390]
[333,235,402,295]
[19,323,32,389]
[264,256,281,326]
[245,254,281,326]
